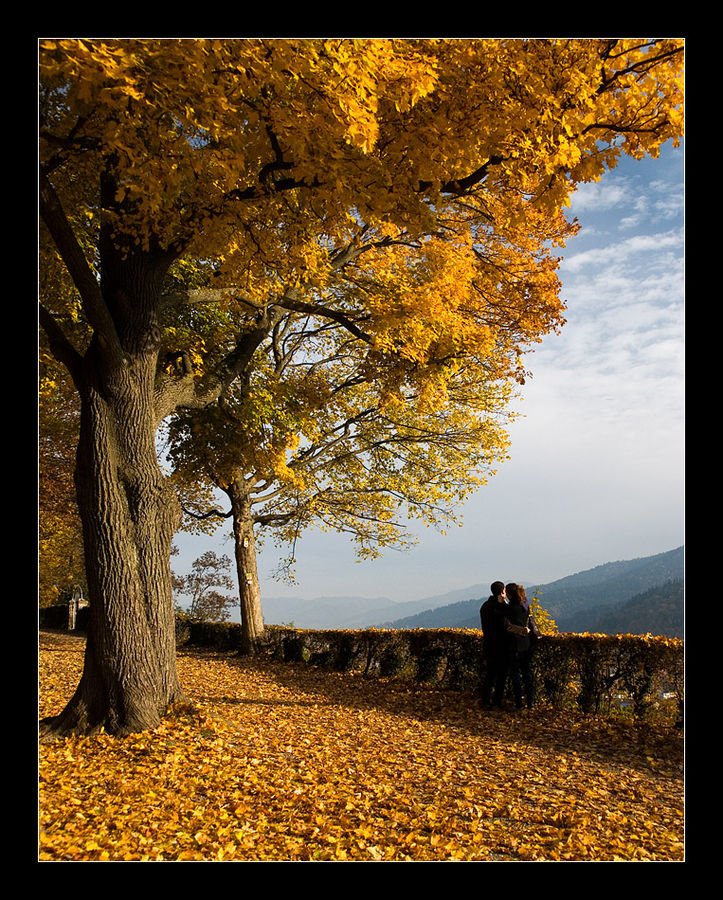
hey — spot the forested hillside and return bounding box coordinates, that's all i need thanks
[582,579,683,638]
[529,547,684,630]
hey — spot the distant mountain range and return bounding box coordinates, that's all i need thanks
[261,546,684,638]
[259,590,479,631]
[379,546,684,637]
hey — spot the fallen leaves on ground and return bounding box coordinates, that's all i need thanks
[38,631,684,862]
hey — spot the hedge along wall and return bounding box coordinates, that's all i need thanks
[173,618,683,727]
[40,608,682,726]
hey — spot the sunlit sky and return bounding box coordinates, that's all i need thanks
[173,139,685,609]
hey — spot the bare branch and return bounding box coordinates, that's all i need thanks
[181,503,232,521]
[276,295,373,343]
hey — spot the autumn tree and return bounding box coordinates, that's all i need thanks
[530,594,558,635]
[164,273,516,653]
[39,38,683,736]
[39,356,85,606]
[172,550,236,622]
[39,236,89,606]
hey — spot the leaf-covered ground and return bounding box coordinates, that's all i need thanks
[38,630,684,862]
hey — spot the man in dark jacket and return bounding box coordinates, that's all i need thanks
[479,581,511,708]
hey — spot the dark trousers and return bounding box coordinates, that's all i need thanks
[509,650,534,708]
[481,656,509,706]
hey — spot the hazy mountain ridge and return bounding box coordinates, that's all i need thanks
[376,547,684,636]
[261,581,537,629]
[261,593,447,629]
[260,547,683,635]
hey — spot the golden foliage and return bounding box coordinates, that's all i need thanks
[40,37,684,563]
[38,357,85,605]
[530,593,559,635]
[39,632,683,861]
[40,38,683,332]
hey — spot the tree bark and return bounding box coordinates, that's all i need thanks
[39,190,192,736]
[39,166,278,734]
[227,478,265,655]
[41,338,186,738]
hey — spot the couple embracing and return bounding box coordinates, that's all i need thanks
[479,581,540,710]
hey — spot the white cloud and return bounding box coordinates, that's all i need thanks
[571,180,630,213]
[562,228,684,275]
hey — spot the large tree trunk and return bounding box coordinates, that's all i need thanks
[227,479,265,655]
[40,210,189,737]
[41,341,186,737]
[39,168,274,735]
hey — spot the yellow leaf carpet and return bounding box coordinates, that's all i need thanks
[39,631,683,862]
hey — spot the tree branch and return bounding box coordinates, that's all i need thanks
[38,303,84,387]
[181,503,232,521]
[276,295,372,343]
[419,156,505,196]
[39,170,123,362]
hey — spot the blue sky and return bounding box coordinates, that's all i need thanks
[174,139,684,608]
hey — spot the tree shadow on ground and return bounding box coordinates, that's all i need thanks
[183,647,683,781]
